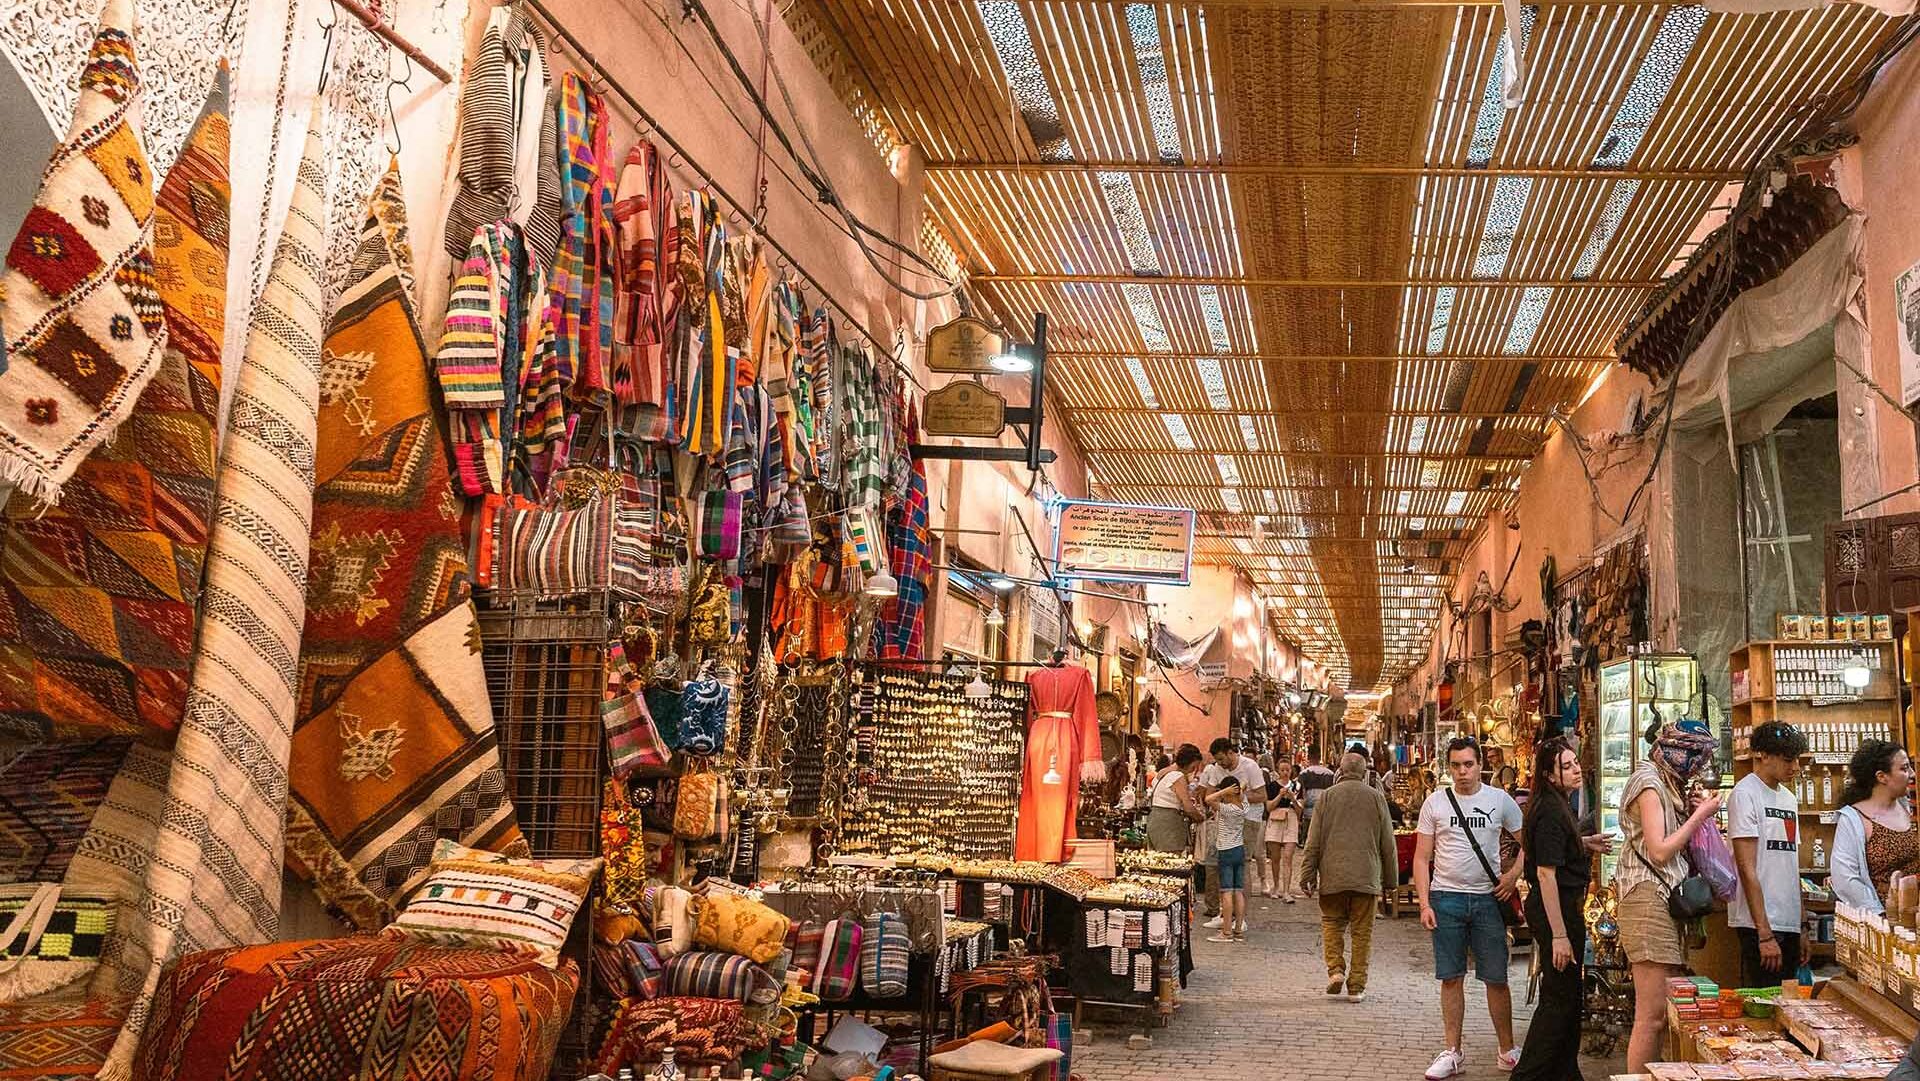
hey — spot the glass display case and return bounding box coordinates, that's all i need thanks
[1596,652,1700,883]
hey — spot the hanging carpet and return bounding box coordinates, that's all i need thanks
[0,737,131,884]
[0,65,228,745]
[284,162,525,931]
[0,0,166,507]
[60,109,327,1081]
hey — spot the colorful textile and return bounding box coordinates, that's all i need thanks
[546,73,617,403]
[842,344,886,511]
[383,838,599,966]
[662,950,776,1003]
[612,140,672,427]
[859,912,910,998]
[787,920,824,978]
[0,994,125,1079]
[131,936,576,1081]
[672,769,725,841]
[621,939,664,999]
[878,428,931,658]
[490,492,613,596]
[0,0,163,506]
[594,996,750,1071]
[67,112,328,1078]
[435,222,538,497]
[677,677,729,755]
[645,884,699,959]
[603,690,669,780]
[0,68,227,743]
[1015,665,1102,863]
[442,7,551,260]
[693,890,789,965]
[674,191,726,454]
[0,740,131,884]
[813,917,861,1001]
[695,489,742,561]
[284,165,526,932]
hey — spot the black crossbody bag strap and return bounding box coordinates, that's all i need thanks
[1445,788,1503,892]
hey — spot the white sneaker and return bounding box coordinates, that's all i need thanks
[1425,1049,1465,1080]
[1497,1049,1521,1072]
[1348,990,1367,1003]
[1203,915,1224,929]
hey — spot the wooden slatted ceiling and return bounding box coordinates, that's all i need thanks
[780,0,1908,688]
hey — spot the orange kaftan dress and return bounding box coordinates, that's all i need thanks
[1014,664,1101,862]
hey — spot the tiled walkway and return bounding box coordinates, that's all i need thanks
[1074,891,1629,1081]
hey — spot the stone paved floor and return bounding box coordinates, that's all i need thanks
[1074,890,1629,1081]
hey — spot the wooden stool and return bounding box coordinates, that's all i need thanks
[929,1041,1064,1081]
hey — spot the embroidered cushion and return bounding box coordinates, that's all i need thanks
[693,890,789,965]
[661,950,778,1003]
[383,839,599,966]
[811,917,861,1001]
[593,996,749,1072]
[858,912,910,999]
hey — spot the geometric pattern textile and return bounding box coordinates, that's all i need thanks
[0,0,166,507]
[0,738,133,884]
[284,163,525,932]
[0,994,127,1080]
[72,110,327,1081]
[0,66,228,743]
[130,936,577,1081]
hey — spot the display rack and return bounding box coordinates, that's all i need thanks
[1596,652,1700,884]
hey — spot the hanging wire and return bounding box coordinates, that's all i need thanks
[314,4,340,94]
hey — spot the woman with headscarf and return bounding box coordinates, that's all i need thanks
[1618,720,1723,1074]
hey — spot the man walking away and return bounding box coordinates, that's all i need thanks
[1301,751,1398,1002]
[1729,720,1809,987]
[1415,736,1525,1079]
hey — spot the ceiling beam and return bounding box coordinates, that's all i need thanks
[975,273,1660,288]
[1083,448,1536,461]
[929,161,1739,181]
[1097,483,1513,495]
[1068,406,1551,419]
[1051,351,1612,364]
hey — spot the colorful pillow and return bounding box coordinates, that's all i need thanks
[674,770,726,840]
[490,493,614,597]
[593,996,750,1071]
[694,890,790,965]
[383,839,600,966]
[662,950,779,1003]
[811,917,861,1001]
[859,912,910,999]
[592,943,635,998]
[622,938,664,999]
[787,919,825,979]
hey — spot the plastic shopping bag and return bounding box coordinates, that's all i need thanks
[1688,816,1739,902]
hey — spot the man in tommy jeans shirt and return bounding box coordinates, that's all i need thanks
[1729,720,1809,987]
[1415,736,1524,1079]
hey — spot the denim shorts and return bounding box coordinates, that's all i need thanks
[1216,845,1247,891]
[1429,889,1510,984]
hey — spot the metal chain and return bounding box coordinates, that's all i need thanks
[814,657,850,860]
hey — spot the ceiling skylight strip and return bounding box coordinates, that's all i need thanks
[1572,179,1640,279]
[1213,454,1241,486]
[1197,358,1232,409]
[1465,6,1536,168]
[1594,7,1708,169]
[1424,286,1457,354]
[1099,171,1162,274]
[1163,414,1197,450]
[1220,488,1243,513]
[1125,3,1185,165]
[978,1,1072,163]
[1503,286,1553,354]
[1238,416,1261,450]
[1124,357,1159,408]
[1198,286,1232,353]
[1471,175,1534,279]
[1122,284,1174,352]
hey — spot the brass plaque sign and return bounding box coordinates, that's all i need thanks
[923,380,1007,438]
[926,316,1005,373]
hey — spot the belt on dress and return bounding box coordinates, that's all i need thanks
[1038,711,1073,718]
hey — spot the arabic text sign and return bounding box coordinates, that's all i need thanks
[1055,500,1194,585]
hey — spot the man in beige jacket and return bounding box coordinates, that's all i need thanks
[1301,752,1399,1002]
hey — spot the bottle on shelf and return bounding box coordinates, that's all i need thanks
[1813,838,1827,870]
[654,1049,682,1081]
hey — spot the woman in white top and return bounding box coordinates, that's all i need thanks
[1265,761,1301,901]
[1617,721,1722,1075]
[1146,744,1206,853]
[1832,740,1920,914]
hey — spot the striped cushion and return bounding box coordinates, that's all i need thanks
[859,912,910,998]
[490,494,613,597]
[384,839,600,966]
[811,917,861,1001]
[787,920,825,979]
[662,950,778,1003]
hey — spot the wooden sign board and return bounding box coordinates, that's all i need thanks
[923,380,1007,438]
[926,316,1005,373]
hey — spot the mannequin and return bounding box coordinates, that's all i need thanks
[1015,649,1104,861]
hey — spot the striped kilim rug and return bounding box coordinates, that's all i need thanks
[64,108,326,1081]
[284,163,525,931]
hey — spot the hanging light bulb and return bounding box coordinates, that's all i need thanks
[1842,647,1872,691]
[985,605,1006,628]
[1145,716,1163,741]
[965,665,992,699]
[988,575,1018,592]
[1042,753,1063,785]
[864,570,899,598]
[989,348,1033,374]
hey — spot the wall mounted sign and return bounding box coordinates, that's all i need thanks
[926,315,1005,373]
[923,380,1007,437]
[1898,258,1920,406]
[1054,499,1196,586]
[1197,662,1229,686]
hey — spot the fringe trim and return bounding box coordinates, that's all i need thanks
[0,453,67,514]
[0,957,91,1002]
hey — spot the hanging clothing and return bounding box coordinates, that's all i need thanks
[1015,664,1101,862]
[877,404,930,659]
[675,190,727,456]
[442,6,553,261]
[842,342,886,511]
[547,72,618,405]
[435,220,538,497]
[611,139,673,436]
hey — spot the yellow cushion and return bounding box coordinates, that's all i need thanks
[693,890,791,965]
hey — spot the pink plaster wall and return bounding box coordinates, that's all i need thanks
[1849,43,1920,518]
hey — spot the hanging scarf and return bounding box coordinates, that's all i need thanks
[767,279,802,477]
[435,220,537,496]
[547,72,617,404]
[878,404,931,659]
[842,343,885,512]
[612,139,673,435]
[678,191,727,456]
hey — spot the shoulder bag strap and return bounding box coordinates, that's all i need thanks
[1445,789,1502,891]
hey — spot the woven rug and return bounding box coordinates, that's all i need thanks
[0,738,132,884]
[0,65,227,744]
[0,0,166,506]
[0,995,127,1080]
[62,110,326,1081]
[284,163,525,931]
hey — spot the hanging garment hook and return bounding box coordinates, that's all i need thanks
[315,3,341,94]
[384,43,413,157]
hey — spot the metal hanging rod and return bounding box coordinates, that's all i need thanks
[330,0,453,83]
[974,273,1661,288]
[1049,351,1612,364]
[927,162,1740,181]
[1083,449,1536,460]
[513,0,923,391]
